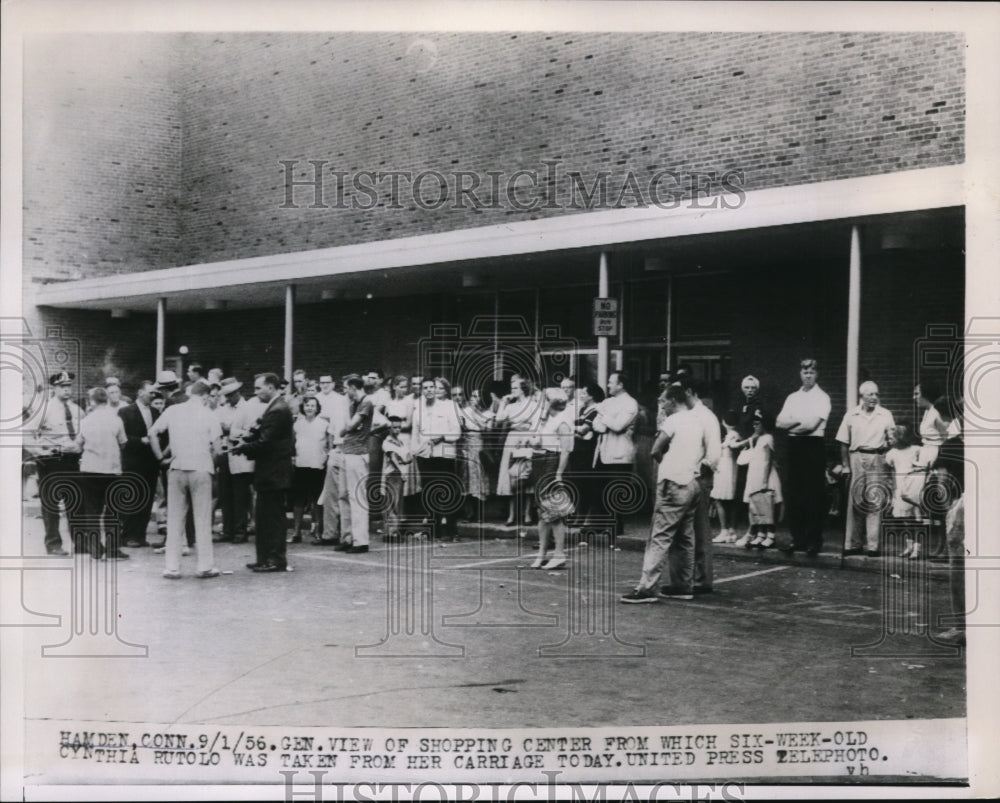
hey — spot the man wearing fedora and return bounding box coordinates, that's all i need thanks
[216,377,254,543]
[26,371,84,555]
[118,379,160,548]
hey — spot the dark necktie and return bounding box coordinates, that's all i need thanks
[63,400,76,439]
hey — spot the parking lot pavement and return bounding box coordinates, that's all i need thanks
[17,512,965,731]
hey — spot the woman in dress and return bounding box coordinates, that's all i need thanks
[452,384,493,524]
[570,382,604,525]
[494,375,544,526]
[413,377,463,540]
[527,389,576,569]
[912,379,948,556]
[289,396,329,543]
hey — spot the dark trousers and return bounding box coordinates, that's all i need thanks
[79,473,121,555]
[786,437,827,551]
[255,488,288,568]
[121,466,158,545]
[593,460,633,543]
[35,455,82,553]
[218,460,252,538]
[569,451,600,522]
[368,433,387,521]
[417,456,457,540]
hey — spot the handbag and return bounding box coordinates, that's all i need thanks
[508,457,532,490]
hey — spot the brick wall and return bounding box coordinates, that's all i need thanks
[176,31,965,266]
[23,34,182,283]
[23,31,964,281]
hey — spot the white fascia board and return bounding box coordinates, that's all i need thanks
[35,164,964,308]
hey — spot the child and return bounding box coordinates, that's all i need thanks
[737,409,783,549]
[382,415,412,539]
[885,422,926,558]
[711,410,740,544]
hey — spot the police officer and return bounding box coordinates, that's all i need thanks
[28,372,84,555]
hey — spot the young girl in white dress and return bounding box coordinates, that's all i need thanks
[711,410,740,544]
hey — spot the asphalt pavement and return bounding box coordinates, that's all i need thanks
[17,507,965,730]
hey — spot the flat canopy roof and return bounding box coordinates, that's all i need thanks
[33,165,964,312]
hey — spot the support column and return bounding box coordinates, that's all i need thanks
[597,252,609,387]
[493,291,501,380]
[846,225,861,409]
[155,297,166,375]
[284,284,295,382]
[665,275,674,372]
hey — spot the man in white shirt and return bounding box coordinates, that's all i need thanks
[319,376,352,545]
[215,378,251,543]
[78,386,128,558]
[776,358,832,556]
[315,375,340,421]
[667,376,722,594]
[149,380,222,578]
[591,371,639,546]
[621,383,708,603]
[835,381,895,556]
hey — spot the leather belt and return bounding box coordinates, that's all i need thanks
[853,447,887,454]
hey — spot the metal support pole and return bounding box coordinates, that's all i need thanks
[665,275,674,373]
[846,225,861,409]
[597,252,609,387]
[284,284,295,382]
[155,297,166,375]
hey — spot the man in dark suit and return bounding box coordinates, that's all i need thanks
[119,380,160,548]
[233,372,294,573]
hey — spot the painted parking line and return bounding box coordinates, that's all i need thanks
[715,565,791,585]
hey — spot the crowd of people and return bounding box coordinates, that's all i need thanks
[25,356,966,644]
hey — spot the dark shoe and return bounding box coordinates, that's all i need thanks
[805,547,820,557]
[47,548,69,556]
[693,586,712,595]
[232,536,248,544]
[287,534,302,544]
[347,545,369,554]
[866,550,882,558]
[124,540,147,548]
[246,561,263,570]
[657,586,694,600]
[620,589,659,604]
[213,535,234,543]
[252,562,285,573]
[842,548,863,557]
[334,542,352,552]
[107,550,130,560]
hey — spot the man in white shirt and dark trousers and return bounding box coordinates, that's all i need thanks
[78,386,128,558]
[621,383,708,603]
[776,359,832,556]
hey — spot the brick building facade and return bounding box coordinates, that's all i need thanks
[23,31,965,472]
